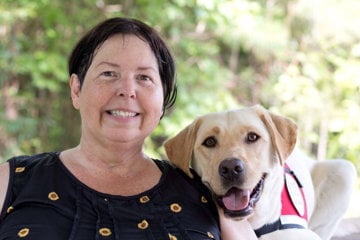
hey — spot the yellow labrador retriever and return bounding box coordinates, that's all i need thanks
[164,105,357,240]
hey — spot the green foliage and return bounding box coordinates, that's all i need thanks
[0,0,359,178]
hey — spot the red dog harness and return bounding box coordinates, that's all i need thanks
[255,164,308,237]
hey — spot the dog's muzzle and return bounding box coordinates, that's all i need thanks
[215,158,266,218]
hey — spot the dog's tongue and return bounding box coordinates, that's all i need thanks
[222,188,250,211]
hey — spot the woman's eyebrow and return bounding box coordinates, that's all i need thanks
[137,66,159,73]
[95,61,119,68]
[95,61,159,73]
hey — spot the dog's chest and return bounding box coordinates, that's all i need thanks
[255,164,308,238]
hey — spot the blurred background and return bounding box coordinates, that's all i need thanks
[0,0,359,216]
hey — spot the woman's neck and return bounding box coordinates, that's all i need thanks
[59,146,162,196]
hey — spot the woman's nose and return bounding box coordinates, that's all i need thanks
[117,77,136,98]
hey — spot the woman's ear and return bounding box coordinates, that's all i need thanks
[70,74,81,110]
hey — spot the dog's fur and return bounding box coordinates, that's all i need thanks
[164,105,357,240]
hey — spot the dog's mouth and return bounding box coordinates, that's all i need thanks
[216,173,266,218]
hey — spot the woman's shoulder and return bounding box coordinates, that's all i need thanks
[8,152,58,172]
[8,152,59,162]
[154,159,203,184]
[0,152,59,219]
[153,159,212,198]
[6,152,61,190]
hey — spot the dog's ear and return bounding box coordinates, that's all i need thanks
[254,105,298,165]
[164,119,202,178]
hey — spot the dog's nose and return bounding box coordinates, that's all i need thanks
[219,158,246,182]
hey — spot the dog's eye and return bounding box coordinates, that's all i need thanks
[202,136,217,148]
[246,132,260,143]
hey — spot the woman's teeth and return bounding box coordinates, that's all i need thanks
[109,110,137,117]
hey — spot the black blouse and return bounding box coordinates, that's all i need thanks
[0,152,220,239]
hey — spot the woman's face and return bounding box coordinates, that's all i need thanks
[70,34,164,146]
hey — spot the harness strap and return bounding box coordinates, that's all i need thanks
[284,165,303,188]
[254,216,306,237]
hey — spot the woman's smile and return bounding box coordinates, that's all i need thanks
[106,110,139,118]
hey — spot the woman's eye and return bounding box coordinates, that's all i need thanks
[137,75,151,81]
[246,132,260,143]
[101,71,117,78]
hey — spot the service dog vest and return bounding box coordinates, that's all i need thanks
[255,164,308,237]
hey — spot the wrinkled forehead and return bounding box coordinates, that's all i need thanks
[196,109,270,141]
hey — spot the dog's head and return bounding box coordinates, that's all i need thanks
[164,105,297,219]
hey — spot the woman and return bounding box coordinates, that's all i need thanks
[0,17,256,239]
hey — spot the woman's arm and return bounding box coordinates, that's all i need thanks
[0,162,10,213]
[218,206,258,240]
